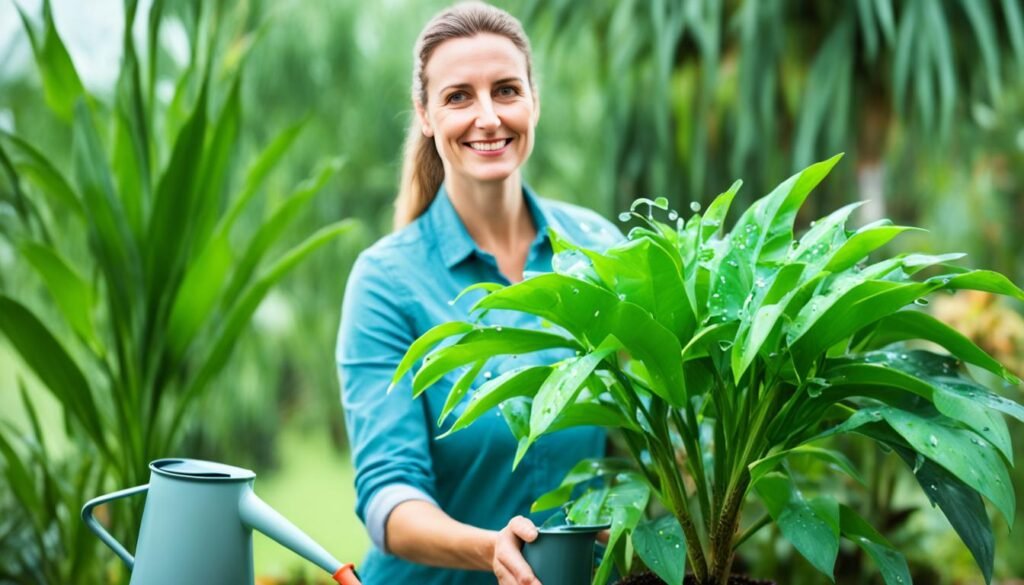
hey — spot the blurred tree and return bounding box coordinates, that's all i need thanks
[516,0,1024,224]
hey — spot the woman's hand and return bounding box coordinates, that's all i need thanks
[492,515,541,585]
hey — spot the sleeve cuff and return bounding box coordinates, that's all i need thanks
[365,484,438,553]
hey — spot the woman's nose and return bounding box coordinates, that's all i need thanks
[474,98,501,130]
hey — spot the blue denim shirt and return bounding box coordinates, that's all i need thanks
[336,184,621,585]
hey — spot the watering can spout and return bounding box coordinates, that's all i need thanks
[239,490,361,585]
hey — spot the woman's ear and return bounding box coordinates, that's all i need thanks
[531,91,541,126]
[415,102,434,137]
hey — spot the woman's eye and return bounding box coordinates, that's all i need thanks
[446,92,468,104]
[497,86,519,97]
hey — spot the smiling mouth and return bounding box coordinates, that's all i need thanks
[465,138,513,152]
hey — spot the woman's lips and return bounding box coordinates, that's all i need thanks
[464,138,513,156]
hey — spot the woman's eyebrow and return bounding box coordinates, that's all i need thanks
[437,77,526,97]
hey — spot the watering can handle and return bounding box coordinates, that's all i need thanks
[81,484,149,570]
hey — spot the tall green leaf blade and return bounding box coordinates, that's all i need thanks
[0,132,84,218]
[16,1,87,121]
[145,74,210,304]
[176,220,357,417]
[72,101,141,316]
[221,158,343,305]
[165,231,233,356]
[18,241,101,353]
[219,118,308,233]
[191,74,242,252]
[0,296,105,451]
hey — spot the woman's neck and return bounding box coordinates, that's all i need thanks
[446,174,535,252]
[445,173,536,281]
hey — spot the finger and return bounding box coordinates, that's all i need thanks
[494,561,514,585]
[496,537,539,584]
[498,555,539,585]
[596,529,610,544]
[509,515,539,542]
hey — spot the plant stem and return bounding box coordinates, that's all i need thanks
[708,475,749,585]
[732,513,770,550]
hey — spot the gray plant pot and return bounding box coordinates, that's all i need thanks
[522,523,609,585]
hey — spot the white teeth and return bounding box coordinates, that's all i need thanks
[468,139,509,151]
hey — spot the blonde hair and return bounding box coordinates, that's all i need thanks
[392,1,536,229]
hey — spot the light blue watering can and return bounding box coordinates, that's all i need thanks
[82,458,361,585]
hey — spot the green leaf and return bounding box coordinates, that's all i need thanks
[0,132,83,218]
[219,118,308,233]
[547,401,639,434]
[0,296,105,452]
[390,322,476,392]
[412,327,578,396]
[191,73,243,251]
[18,241,101,354]
[441,366,552,438]
[437,360,485,426]
[220,158,344,305]
[72,100,141,318]
[838,505,912,585]
[176,220,357,417]
[584,238,695,342]
[930,270,1024,301]
[592,476,651,585]
[851,407,1014,524]
[749,445,866,487]
[862,310,1020,384]
[165,231,233,356]
[532,458,635,512]
[754,473,839,580]
[145,73,210,304]
[700,180,741,243]
[632,515,686,585]
[892,443,994,584]
[0,433,43,526]
[16,0,87,121]
[473,274,686,405]
[530,336,620,440]
[825,358,1013,462]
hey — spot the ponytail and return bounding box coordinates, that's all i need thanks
[394,118,446,229]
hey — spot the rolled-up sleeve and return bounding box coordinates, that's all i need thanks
[336,250,437,551]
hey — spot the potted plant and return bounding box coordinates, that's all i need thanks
[391,155,1024,585]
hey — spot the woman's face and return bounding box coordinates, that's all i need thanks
[417,33,539,186]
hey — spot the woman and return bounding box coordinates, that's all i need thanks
[336,3,620,584]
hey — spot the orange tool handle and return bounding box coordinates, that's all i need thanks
[333,563,361,585]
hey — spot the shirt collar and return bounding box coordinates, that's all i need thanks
[426,182,555,269]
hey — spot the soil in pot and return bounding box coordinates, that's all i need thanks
[615,572,774,585]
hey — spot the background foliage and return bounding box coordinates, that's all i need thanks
[0,0,1022,583]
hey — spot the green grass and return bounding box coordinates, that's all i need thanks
[252,423,369,579]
